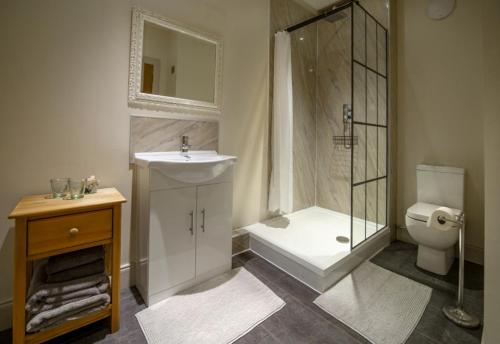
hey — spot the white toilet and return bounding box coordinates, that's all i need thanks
[405,164,465,275]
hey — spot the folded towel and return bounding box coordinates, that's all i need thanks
[26,293,110,333]
[46,259,105,283]
[27,282,109,316]
[42,282,109,305]
[26,263,108,311]
[29,296,91,316]
[37,304,108,333]
[46,246,104,275]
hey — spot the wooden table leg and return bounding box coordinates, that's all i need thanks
[111,205,121,333]
[13,219,27,344]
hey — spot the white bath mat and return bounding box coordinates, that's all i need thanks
[314,261,431,344]
[136,268,285,344]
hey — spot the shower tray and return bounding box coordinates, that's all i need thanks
[245,207,390,292]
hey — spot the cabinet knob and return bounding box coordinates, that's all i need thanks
[69,227,79,235]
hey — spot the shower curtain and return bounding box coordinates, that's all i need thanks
[268,31,293,214]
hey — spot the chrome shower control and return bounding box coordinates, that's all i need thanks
[343,104,352,123]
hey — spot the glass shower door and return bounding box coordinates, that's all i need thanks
[351,3,388,249]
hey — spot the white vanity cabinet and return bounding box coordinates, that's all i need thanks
[149,187,197,294]
[195,183,233,275]
[134,151,235,306]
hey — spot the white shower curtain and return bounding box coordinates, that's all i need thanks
[268,31,293,214]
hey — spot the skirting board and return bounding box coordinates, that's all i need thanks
[396,227,484,266]
[0,263,133,331]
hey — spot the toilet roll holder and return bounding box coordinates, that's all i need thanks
[439,213,481,329]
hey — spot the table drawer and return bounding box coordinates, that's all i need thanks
[28,209,113,256]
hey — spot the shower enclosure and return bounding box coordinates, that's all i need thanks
[247,1,389,292]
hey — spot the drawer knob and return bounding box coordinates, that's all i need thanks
[69,227,79,235]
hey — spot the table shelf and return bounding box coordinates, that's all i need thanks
[25,305,113,344]
[8,188,126,344]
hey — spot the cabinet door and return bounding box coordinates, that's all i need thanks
[196,183,233,275]
[149,187,196,296]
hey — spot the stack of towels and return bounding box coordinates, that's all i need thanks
[25,246,110,333]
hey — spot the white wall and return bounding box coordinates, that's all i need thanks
[481,0,500,341]
[0,0,270,329]
[396,0,484,263]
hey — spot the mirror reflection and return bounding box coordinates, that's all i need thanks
[141,21,217,103]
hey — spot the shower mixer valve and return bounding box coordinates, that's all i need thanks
[333,104,357,149]
[343,104,352,123]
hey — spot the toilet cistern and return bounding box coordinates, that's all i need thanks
[405,164,465,275]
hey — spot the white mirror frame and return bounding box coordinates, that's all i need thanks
[128,8,223,115]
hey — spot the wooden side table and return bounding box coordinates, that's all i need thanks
[8,188,126,344]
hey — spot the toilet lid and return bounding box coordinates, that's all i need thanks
[406,202,462,222]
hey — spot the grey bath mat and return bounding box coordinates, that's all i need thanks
[136,268,285,344]
[314,261,431,344]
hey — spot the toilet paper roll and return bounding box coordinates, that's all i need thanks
[427,207,460,231]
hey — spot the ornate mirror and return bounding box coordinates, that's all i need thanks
[129,8,223,114]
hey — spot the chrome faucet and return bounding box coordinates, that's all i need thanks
[180,135,190,155]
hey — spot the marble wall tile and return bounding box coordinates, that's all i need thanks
[353,63,366,122]
[366,15,377,71]
[353,124,366,184]
[367,69,378,124]
[366,125,377,180]
[290,26,317,211]
[353,4,366,64]
[378,75,387,125]
[377,24,387,76]
[352,184,365,246]
[358,0,389,29]
[366,180,377,236]
[377,178,387,228]
[129,116,218,162]
[270,0,316,37]
[315,11,352,215]
[378,127,387,177]
[271,0,317,212]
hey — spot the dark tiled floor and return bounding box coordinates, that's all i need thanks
[0,241,483,343]
[371,240,484,291]
[372,241,483,344]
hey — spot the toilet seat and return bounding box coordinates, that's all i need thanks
[406,202,461,222]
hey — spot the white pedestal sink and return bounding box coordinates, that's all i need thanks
[134,151,237,306]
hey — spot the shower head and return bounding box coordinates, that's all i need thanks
[284,0,352,33]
